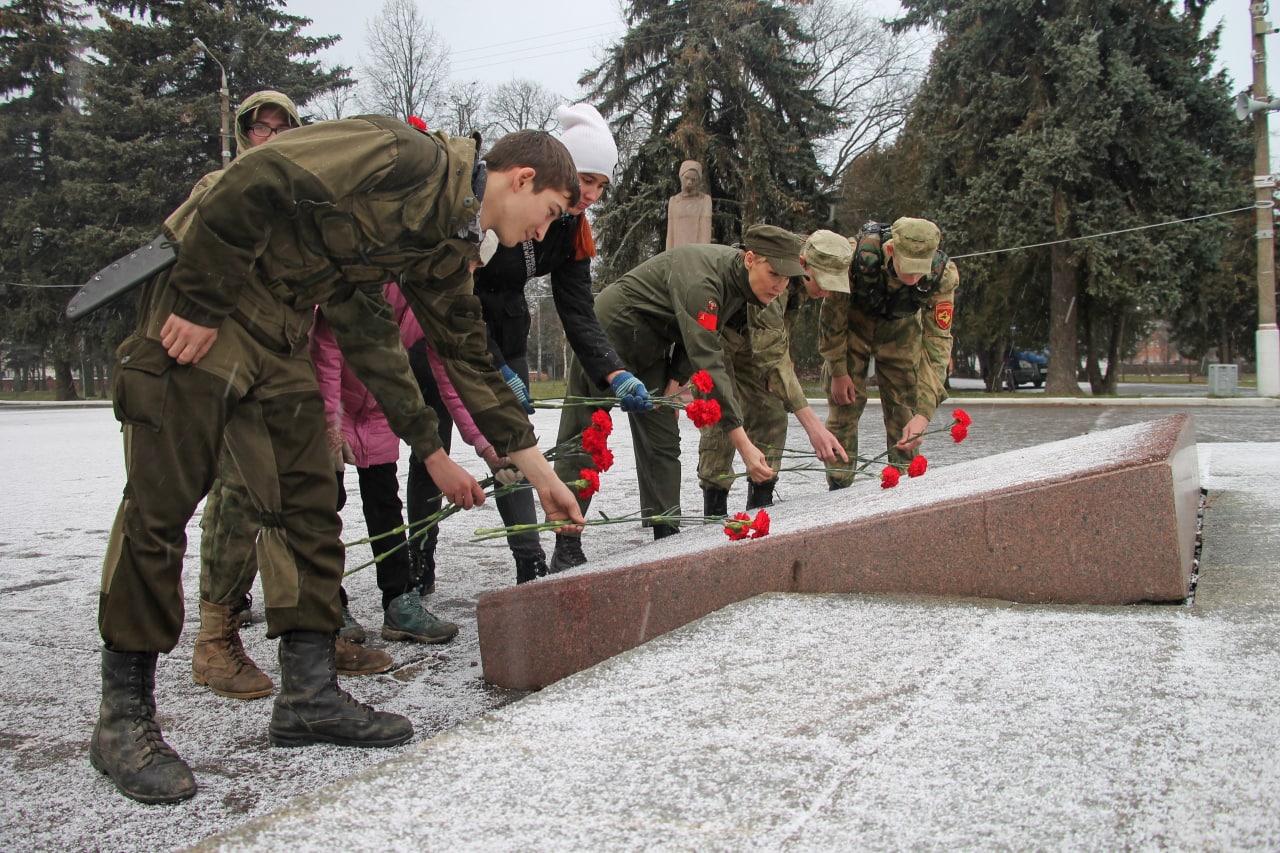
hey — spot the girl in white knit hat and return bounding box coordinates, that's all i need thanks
[404,103,653,587]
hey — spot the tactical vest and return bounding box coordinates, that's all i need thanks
[849,222,949,321]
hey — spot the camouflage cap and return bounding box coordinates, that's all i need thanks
[801,229,853,293]
[889,217,941,276]
[743,224,805,278]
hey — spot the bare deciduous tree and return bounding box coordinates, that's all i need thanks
[437,79,491,138]
[486,78,559,136]
[359,0,449,121]
[303,66,359,121]
[798,0,930,189]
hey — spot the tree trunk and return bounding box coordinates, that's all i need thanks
[53,356,79,401]
[1100,312,1123,395]
[1046,240,1080,396]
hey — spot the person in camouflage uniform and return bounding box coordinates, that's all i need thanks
[180,91,395,704]
[91,115,587,805]
[697,230,854,516]
[548,225,848,573]
[820,217,960,489]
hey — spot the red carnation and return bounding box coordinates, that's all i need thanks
[408,115,427,131]
[880,465,901,488]
[685,398,722,428]
[950,423,968,443]
[749,509,770,538]
[724,512,752,541]
[907,456,928,478]
[952,408,972,427]
[690,370,714,394]
[575,468,600,499]
[591,410,613,436]
[582,426,608,455]
[590,447,615,473]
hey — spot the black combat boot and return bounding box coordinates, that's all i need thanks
[89,647,197,804]
[515,555,549,584]
[746,479,776,510]
[703,487,729,517]
[652,523,680,540]
[268,631,413,748]
[548,534,587,573]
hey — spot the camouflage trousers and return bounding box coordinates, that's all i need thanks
[697,331,787,493]
[100,317,343,652]
[824,310,921,488]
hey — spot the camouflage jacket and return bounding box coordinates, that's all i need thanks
[594,243,766,431]
[820,231,959,420]
[743,281,808,412]
[158,115,534,459]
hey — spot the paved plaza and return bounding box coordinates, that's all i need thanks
[0,392,1276,850]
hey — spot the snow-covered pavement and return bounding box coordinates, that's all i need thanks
[1,399,1276,850]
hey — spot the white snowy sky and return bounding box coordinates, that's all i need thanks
[285,0,1268,102]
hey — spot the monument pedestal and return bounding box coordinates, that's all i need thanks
[479,415,1201,690]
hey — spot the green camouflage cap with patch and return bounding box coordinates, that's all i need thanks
[889,217,941,276]
[801,229,853,293]
[743,224,805,278]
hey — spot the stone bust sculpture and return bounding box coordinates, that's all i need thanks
[666,159,713,250]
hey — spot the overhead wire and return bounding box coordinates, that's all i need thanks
[949,205,1260,260]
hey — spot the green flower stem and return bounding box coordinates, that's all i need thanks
[470,509,725,543]
[341,479,532,577]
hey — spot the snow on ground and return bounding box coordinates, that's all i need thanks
[0,399,1273,850]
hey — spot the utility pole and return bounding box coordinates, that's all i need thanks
[193,38,232,167]
[1250,2,1280,396]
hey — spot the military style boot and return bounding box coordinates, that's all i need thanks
[268,631,413,748]
[652,523,679,540]
[192,599,274,700]
[746,480,776,510]
[703,487,729,517]
[335,638,394,676]
[515,555,549,585]
[339,603,367,644]
[548,533,587,573]
[90,648,197,804]
[381,591,459,644]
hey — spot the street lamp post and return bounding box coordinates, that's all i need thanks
[193,38,232,168]
[1249,2,1280,396]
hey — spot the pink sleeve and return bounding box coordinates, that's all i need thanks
[386,281,425,350]
[309,309,345,425]
[426,341,491,455]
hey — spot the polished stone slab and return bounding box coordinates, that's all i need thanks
[478,415,1199,690]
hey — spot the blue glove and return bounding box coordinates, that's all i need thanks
[499,364,534,414]
[610,371,653,413]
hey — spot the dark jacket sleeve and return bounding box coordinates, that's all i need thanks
[398,258,538,457]
[549,225,625,388]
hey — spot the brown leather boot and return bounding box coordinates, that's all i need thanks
[335,637,393,676]
[192,600,273,699]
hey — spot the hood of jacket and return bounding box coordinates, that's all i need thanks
[234,90,302,157]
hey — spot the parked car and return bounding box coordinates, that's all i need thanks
[1002,350,1048,389]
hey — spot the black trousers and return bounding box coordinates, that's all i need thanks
[339,463,415,610]
[405,341,543,582]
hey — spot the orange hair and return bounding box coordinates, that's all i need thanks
[573,215,596,260]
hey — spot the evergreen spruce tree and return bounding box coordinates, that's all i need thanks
[896,0,1250,394]
[0,0,85,397]
[2,0,352,398]
[583,0,837,281]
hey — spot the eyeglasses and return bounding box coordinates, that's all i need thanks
[248,122,292,139]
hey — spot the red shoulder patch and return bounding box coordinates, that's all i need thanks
[934,302,954,331]
[696,311,718,331]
